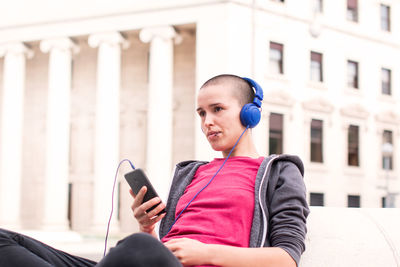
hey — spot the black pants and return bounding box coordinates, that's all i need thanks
[0,228,181,267]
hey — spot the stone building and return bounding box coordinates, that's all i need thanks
[0,0,399,235]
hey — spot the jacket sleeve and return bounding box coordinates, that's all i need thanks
[267,161,309,266]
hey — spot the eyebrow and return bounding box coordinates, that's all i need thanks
[196,103,222,113]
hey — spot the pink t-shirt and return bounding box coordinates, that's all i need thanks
[162,156,264,256]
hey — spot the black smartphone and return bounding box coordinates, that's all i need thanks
[124,168,166,215]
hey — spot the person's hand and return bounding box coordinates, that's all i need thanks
[164,238,210,266]
[130,187,166,235]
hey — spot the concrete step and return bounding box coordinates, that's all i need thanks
[20,230,122,262]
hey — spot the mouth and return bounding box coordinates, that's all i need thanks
[207,130,221,139]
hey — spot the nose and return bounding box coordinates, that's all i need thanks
[203,113,214,128]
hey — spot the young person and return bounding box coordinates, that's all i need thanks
[0,74,309,267]
[132,74,309,267]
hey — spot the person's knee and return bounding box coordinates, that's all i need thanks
[0,228,14,236]
[0,228,17,246]
[117,232,157,248]
[98,233,180,267]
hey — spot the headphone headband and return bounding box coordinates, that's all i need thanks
[242,77,264,108]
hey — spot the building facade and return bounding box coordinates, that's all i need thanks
[0,0,399,234]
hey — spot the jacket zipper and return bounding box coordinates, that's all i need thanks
[258,155,279,247]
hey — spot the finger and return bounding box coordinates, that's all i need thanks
[137,213,165,232]
[164,241,175,250]
[145,211,165,223]
[140,197,162,213]
[133,197,161,221]
[152,211,166,223]
[146,202,166,218]
[164,239,185,255]
[129,188,134,197]
[131,186,147,209]
[164,238,183,246]
[140,212,165,230]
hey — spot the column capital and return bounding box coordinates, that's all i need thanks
[88,32,129,49]
[40,37,79,54]
[139,26,182,44]
[0,42,34,59]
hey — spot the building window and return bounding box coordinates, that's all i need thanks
[310,193,324,206]
[347,60,359,89]
[310,51,323,82]
[269,42,284,74]
[381,4,391,31]
[269,113,283,155]
[348,125,359,166]
[382,130,393,170]
[381,68,391,95]
[348,195,361,207]
[311,119,323,163]
[347,0,358,22]
[313,0,323,13]
[382,197,386,208]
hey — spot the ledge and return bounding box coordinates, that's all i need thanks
[301,207,400,266]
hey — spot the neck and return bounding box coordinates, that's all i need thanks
[222,131,259,158]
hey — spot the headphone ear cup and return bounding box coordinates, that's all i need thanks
[240,103,261,128]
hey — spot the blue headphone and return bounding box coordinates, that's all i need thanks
[240,77,264,128]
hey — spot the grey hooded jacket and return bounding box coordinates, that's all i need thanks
[159,154,309,266]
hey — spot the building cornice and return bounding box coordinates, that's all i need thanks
[340,104,369,119]
[375,110,400,125]
[302,97,334,114]
[264,89,294,107]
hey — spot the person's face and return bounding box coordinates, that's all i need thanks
[196,84,245,154]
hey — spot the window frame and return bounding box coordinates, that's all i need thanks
[380,4,391,32]
[269,112,284,155]
[347,0,358,22]
[348,195,361,208]
[347,60,359,89]
[310,192,325,206]
[348,124,360,167]
[310,51,323,82]
[310,119,323,163]
[382,130,393,170]
[269,42,284,75]
[381,68,391,95]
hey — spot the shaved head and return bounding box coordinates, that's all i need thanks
[200,74,255,107]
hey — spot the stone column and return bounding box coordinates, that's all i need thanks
[139,26,179,200]
[39,38,78,230]
[0,42,32,229]
[88,32,128,230]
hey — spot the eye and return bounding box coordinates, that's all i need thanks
[198,110,206,117]
[214,106,223,112]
